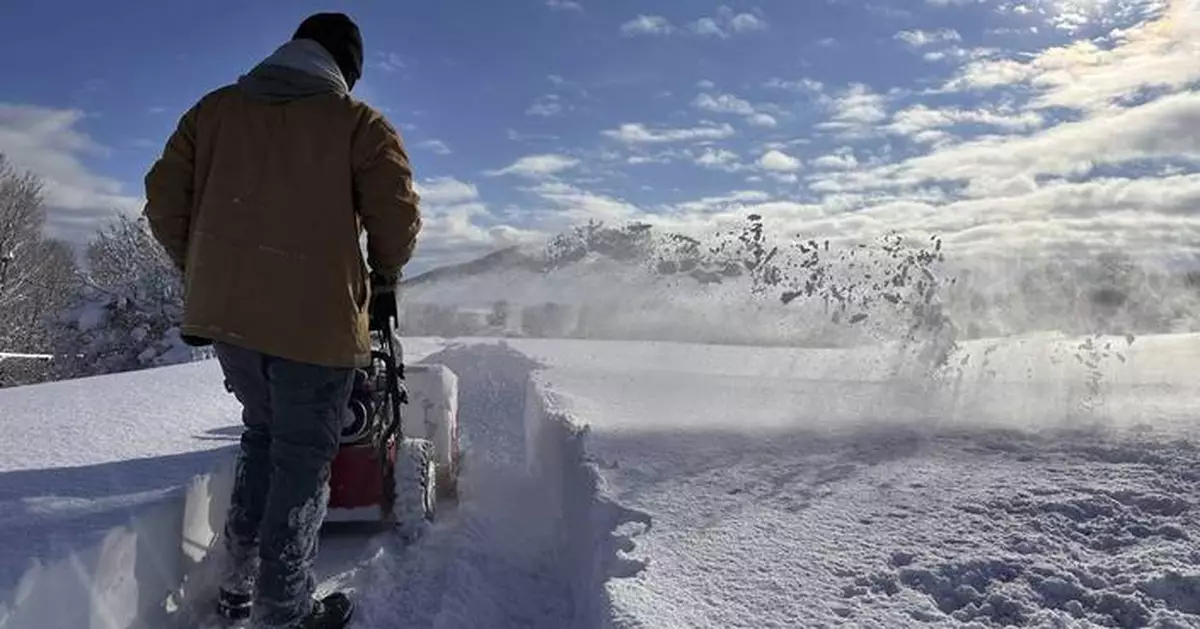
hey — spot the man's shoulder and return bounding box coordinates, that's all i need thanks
[343,97,403,140]
[181,86,401,140]
[181,84,241,119]
[343,97,393,127]
[198,84,241,105]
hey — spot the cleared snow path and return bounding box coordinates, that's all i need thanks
[161,342,581,629]
[328,343,577,628]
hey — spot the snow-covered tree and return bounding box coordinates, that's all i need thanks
[0,154,82,387]
[53,213,211,377]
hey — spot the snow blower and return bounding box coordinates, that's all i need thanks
[171,288,459,622]
[322,285,461,537]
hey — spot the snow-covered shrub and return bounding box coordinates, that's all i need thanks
[53,214,211,378]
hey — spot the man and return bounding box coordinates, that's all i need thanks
[144,12,421,629]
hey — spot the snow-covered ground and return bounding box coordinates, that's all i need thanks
[520,335,1200,627]
[1,333,1198,628]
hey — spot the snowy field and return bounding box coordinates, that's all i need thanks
[520,335,1200,628]
[1,333,1198,628]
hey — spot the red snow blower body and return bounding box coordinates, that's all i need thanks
[322,286,457,535]
[325,320,405,519]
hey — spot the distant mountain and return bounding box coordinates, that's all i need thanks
[402,246,543,287]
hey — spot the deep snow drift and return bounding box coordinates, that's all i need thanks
[516,334,1200,627]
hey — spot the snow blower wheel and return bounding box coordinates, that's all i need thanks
[392,437,437,541]
[322,283,459,537]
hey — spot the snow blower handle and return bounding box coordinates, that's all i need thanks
[368,271,398,333]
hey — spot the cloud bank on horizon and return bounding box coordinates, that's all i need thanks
[0,0,1197,273]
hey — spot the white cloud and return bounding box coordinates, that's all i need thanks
[670,190,772,214]
[485,153,580,178]
[729,12,768,32]
[692,93,756,116]
[944,57,1035,90]
[693,147,746,172]
[758,149,803,172]
[1013,0,1170,33]
[943,4,1199,113]
[526,94,564,117]
[423,0,1200,270]
[792,39,1200,260]
[516,181,824,247]
[811,150,860,170]
[374,52,408,73]
[765,77,824,93]
[528,180,642,224]
[895,28,962,47]
[801,173,1200,263]
[0,103,141,245]
[922,46,979,62]
[691,92,779,128]
[415,177,479,204]
[546,0,583,10]
[747,113,779,127]
[602,122,736,144]
[689,18,727,37]
[627,152,677,165]
[815,83,890,137]
[886,104,1045,136]
[621,15,674,36]
[407,179,545,273]
[888,90,1200,186]
[624,7,768,38]
[507,129,560,143]
[417,139,452,155]
[686,8,768,37]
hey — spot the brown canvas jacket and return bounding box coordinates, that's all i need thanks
[143,77,421,368]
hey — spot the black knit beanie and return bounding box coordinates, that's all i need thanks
[292,12,364,90]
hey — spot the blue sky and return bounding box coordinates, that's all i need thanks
[0,0,1197,274]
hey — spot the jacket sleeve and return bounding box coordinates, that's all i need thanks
[143,106,199,271]
[351,111,422,284]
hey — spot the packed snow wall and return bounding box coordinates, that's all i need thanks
[523,373,653,629]
[0,452,237,629]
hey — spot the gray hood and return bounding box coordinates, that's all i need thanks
[237,39,349,103]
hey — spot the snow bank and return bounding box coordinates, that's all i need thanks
[0,359,241,629]
[0,452,237,629]
[522,372,653,629]
[0,339,454,629]
[0,492,183,629]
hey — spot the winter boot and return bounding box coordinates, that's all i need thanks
[297,592,354,629]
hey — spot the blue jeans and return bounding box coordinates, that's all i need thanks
[213,342,353,628]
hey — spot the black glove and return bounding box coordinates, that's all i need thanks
[368,272,398,330]
[370,272,396,293]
